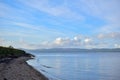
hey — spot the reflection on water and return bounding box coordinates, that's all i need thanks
[27,52,120,80]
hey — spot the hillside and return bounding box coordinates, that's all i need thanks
[27,48,120,53]
[0,46,31,58]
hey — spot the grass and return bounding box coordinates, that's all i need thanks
[0,46,31,58]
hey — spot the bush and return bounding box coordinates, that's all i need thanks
[0,46,28,58]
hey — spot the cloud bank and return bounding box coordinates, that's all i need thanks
[6,32,119,49]
[0,0,120,49]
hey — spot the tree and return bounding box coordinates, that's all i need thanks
[8,46,14,49]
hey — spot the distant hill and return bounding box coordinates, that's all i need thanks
[26,48,120,53]
[0,46,32,58]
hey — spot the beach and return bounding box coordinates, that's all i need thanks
[0,57,48,80]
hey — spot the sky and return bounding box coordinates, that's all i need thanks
[0,0,120,49]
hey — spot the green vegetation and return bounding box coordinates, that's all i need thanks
[0,46,31,58]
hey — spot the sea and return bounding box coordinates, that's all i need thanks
[27,52,120,80]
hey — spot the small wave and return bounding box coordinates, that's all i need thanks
[41,64,53,68]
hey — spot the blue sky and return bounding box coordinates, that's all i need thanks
[0,0,120,49]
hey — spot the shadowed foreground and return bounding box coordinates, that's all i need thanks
[0,57,48,80]
[0,46,48,80]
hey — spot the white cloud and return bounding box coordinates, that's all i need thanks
[0,38,5,46]
[0,2,33,21]
[0,0,120,49]
[54,37,63,45]
[42,32,120,49]
[73,35,82,41]
[114,44,120,48]
[98,24,120,33]
[0,37,14,47]
[12,32,120,49]
[18,0,84,20]
[18,39,39,49]
[12,22,65,35]
[1,32,120,49]
[97,32,120,40]
[84,38,92,44]
[51,37,73,48]
[74,0,120,33]
[78,0,120,21]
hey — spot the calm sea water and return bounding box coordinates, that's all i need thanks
[27,52,120,80]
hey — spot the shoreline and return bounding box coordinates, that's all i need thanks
[0,56,48,80]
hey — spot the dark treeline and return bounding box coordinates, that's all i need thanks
[0,46,31,58]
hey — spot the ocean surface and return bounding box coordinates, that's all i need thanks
[27,52,120,80]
